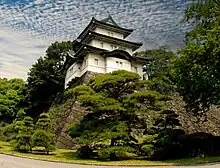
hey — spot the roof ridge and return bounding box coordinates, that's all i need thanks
[100,15,120,27]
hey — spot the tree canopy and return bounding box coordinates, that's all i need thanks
[175,0,220,116]
[136,46,177,94]
[26,41,72,117]
[0,78,26,122]
[68,70,176,160]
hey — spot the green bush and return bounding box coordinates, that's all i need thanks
[10,134,32,152]
[76,146,94,159]
[141,144,155,157]
[32,130,55,154]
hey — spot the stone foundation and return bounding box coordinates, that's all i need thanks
[51,71,99,149]
[67,71,100,89]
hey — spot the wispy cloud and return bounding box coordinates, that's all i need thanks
[0,26,50,79]
[0,0,192,79]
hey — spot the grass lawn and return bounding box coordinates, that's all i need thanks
[1,141,220,166]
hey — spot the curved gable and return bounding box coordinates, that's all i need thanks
[102,49,133,60]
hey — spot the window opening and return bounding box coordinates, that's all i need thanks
[94,59,98,65]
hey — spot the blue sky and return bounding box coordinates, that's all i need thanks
[0,0,191,79]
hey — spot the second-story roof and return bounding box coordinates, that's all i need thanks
[74,30,142,52]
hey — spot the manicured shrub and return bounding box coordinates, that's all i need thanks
[32,129,55,154]
[10,116,34,152]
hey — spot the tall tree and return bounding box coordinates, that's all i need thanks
[136,46,177,94]
[68,70,172,160]
[26,41,72,117]
[175,0,220,116]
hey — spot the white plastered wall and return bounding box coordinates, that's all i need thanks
[106,57,131,73]
[89,39,133,55]
[65,62,82,88]
[131,61,144,78]
[80,55,89,76]
[94,27,124,39]
[87,53,105,73]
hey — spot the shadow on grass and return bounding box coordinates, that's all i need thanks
[57,151,110,163]
[30,150,56,156]
[56,151,79,160]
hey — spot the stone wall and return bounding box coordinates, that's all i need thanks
[67,71,99,88]
[50,71,98,149]
[51,72,220,149]
[49,99,87,149]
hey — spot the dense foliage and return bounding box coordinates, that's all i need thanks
[0,78,26,122]
[136,46,177,94]
[175,0,220,116]
[32,113,55,154]
[26,41,72,117]
[67,70,179,160]
[10,116,34,152]
[3,112,55,154]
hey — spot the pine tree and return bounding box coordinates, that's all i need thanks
[3,109,26,141]
[10,116,34,152]
[36,113,50,131]
[68,70,173,160]
[32,113,55,154]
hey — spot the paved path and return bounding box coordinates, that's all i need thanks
[1,154,220,168]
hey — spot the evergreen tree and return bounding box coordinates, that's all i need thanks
[15,109,26,121]
[32,130,55,154]
[142,109,183,160]
[32,113,55,154]
[68,70,173,160]
[26,41,72,118]
[10,116,34,152]
[36,113,50,131]
[3,109,26,141]
[136,46,177,95]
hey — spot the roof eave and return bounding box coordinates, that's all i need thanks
[93,17,133,37]
[77,17,96,40]
[86,30,142,50]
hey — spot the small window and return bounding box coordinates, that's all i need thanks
[78,67,80,70]
[94,59,98,65]
[119,46,126,51]
[111,45,114,50]
[116,61,119,66]
[120,62,123,67]
[108,32,113,36]
[114,46,117,49]
[100,42,104,48]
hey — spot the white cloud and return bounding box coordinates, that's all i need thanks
[0,0,192,79]
[0,26,51,79]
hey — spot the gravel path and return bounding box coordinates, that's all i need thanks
[1,154,220,168]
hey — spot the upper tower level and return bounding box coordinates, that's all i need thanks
[77,15,134,41]
[72,16,142,55]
